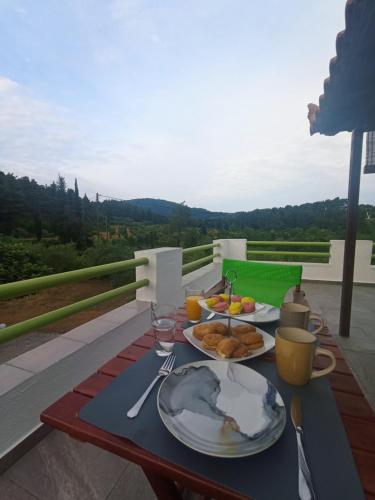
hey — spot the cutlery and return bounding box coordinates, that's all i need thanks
[206,312,215,320]
[127,355,176,418]
[291,396,316,500]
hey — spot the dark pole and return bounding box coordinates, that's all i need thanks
[339,129,363,337]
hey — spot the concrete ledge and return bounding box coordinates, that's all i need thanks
[182,263,222,297]
[0,299,151,461]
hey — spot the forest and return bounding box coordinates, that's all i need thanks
[1,170,375,284]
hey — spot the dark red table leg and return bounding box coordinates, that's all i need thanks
[142,466,183,500]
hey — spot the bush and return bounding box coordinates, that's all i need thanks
[31,243,82,273]
[0,239,52,283]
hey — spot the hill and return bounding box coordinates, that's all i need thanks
[127,198,224,220]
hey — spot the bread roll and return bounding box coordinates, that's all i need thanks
[216,338,240,358]
[231,324,256,338]
[202,333,224,351]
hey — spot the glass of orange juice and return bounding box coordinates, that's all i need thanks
[185,288,204,323]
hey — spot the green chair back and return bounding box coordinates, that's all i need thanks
[222,259,303,307]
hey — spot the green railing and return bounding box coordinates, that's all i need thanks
[247,241,330,263]
[0,257,149,344]
[182,243,220,274]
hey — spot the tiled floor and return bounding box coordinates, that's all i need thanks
[299,281,375,411]
[1,282,374,500]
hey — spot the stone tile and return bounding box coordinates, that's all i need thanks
[340,350,375,398]
[0,331,59,365]
[336,336,375,354]
[0,364,33,396]
[95,302,150,328]
[0,477,39,499]
[7,337,83,373]
[106,463,156,500]
[5,430,127,500]
[63,318,117,344]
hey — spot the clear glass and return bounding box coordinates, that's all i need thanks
[185,288,204,323]
[151,303,176,357]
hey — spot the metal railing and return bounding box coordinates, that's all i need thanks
[182,243,220,274]
[246,241,330,262]
[0,257,149,344]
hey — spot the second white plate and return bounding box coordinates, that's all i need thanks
[183,319,275,362]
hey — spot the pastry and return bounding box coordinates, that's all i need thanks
[231,343,249,358]
[237,331,264,350]
[205,297,220,308]
[212,301,227,313]
[193,321,228,340]
[228,302,242,315]
[231,324,256,338]
[230,295,242,302]
[202,333,224,351]
[242,301,256,313]
[241,296,255,303]
[216,338,240,358]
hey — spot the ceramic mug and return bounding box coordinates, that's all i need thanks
[280,302,324,334]
[275,327,336,386]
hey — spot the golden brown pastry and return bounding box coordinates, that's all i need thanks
[216,338,240,358]
[231,324,256,338]
[202,333,224,351]
[231,343,249,358]
[193,322,228,340]
[238,331,264,351]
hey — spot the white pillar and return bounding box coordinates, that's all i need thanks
[134,247,183,306]
[354,240,374,282]
[213,239,247,263]
[328,240,345,281]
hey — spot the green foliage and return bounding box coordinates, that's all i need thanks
[0,239,52,283]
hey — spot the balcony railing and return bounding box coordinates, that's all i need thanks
[247,241,331,263]
[0,257,149,344]
[182,243,220,275]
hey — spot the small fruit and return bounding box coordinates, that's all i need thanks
[228,302,243,315]
[241,296,255,303]
[219,294,229,302]
[206,297,220,308]
[213,301,228,312]
[231,295,242,302]
[243,301,256,313]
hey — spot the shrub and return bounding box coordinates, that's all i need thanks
[0,239,51,283]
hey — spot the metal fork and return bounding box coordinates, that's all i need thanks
[126,354,176,418]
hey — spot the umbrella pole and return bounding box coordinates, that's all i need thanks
[339,129,363,337]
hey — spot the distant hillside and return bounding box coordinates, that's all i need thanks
[127,198,225,220]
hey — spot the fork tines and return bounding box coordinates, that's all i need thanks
[161,354,176,372]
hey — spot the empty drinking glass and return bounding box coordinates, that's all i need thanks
[151,303,176,357]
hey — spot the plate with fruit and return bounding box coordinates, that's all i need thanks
[199,294,280,323]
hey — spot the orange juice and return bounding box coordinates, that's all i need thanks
[186,295,203,322]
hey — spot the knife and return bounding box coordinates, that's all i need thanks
[291,396,317,500]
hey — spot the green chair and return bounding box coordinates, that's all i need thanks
[222,259,303,307]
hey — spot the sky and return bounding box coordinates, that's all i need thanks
[0,0,374,212]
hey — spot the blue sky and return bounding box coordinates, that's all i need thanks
[0,0,373,211]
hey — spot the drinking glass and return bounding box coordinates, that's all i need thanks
[185,288,204,323]
[151,303,176,357]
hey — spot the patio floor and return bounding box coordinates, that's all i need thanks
[0,281,374,500]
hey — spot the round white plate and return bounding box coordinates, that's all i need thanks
[183,319,275,362]
[198,299,280,323]
[158,360,286,457]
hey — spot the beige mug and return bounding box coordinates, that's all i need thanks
[280,302,324,334]
[275,327,336,386]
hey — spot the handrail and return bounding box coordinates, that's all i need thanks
[247,241,331,247]
[182,243,220,255]
[182,253,220,274]
[0,257,149,300]
[0,279,149,344]
[247,250,330,258]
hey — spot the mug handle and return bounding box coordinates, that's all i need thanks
[310,347,336,379]
[309,313,324,335]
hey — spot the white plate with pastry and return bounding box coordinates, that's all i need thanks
[183,319,275,362]
[198,298,280,323]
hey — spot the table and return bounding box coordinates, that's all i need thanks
[41,307,375,500]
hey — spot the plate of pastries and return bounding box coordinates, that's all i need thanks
[183,319,275,362]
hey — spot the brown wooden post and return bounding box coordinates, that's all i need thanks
[339,129,364,337]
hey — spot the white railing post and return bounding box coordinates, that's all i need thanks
[213,239,247,263]
[134,247,183,306]
[354,240,374,282]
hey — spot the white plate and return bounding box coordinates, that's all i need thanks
[183,318,275,362]
[158,360,286,457]
[198,299,280,323]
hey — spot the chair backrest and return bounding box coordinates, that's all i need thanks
[222,259,303,307]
